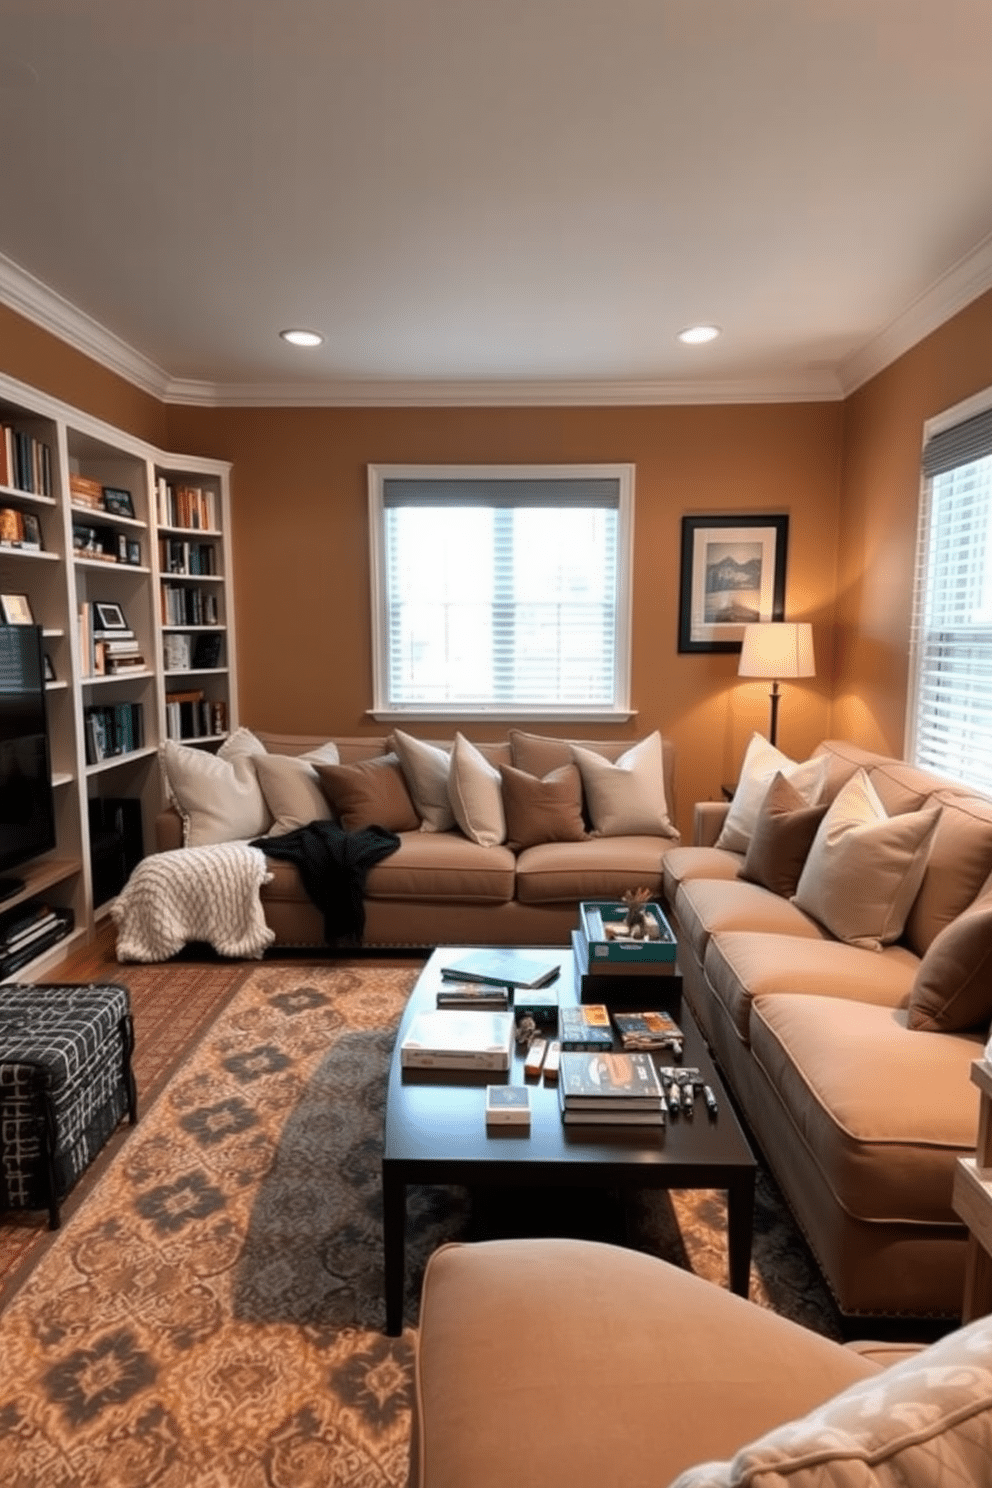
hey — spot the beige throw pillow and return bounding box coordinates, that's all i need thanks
[499,763,587,849]
[907,899,992,1032]
[160,730,271,847]
[447,733,506,847]
[315,754,420,833]
[792,768,941,951]
[391,729,456,832]
[252,752,336,836]
[571,732,677,838]
[740,771,828,898]
[716,734,828,854]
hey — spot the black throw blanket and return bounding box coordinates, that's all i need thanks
[250,821,402,944]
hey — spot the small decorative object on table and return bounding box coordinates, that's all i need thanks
[485,1084,531,1128]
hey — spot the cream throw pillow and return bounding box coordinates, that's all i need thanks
[252,751,337,836]
[391,729,456,833]
[571,732,677,838]
[160,728,271,847]
[716,734,828,854]
[668,1310,992,1488]
[792,768,941,951]
[448,733,506,847]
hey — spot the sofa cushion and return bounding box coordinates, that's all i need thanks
[704,931,919,1043]
[907,898,992,1033]
[447,733,507,847]
[315,754,421,832]
[159,729,271,847]
[740,771,828,898]
[662,845,743,905]
[669,1310,992,1488]
[716,734,828,853]
[252,751,335,836]
[903,788,992,954]
[515,837,668,905]
[390,729,457,833]
[571,731,677,838]
[498,762,586,848]
[364,830,516,903]
[792,769,941,951]
[748,993,981,1225]
[675,878,828,965]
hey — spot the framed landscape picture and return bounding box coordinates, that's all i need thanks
[93,600,128,631]
[102,486,135,518]
[678,514,788,653]
[0,592,35,625]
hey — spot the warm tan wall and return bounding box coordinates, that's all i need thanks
[0,305,165,445]
[835,288,992,755]
[165,402,842,838]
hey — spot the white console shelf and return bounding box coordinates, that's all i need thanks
[0,370,237,977]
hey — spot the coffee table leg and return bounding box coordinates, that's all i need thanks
[727,1173,755,1297]
[382,1163,406,1335]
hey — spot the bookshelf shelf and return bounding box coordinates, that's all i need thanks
[0,368,235,980]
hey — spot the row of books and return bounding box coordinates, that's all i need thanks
[0,903,74,979]
[84,702,145,763]
[156,479,218,531]
[0,424,52,496]
[162,631,224,671]
[165,691,227,740]
[159,537,217,575]
[161,584,220,627]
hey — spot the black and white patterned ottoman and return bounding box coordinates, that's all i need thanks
[0,982,138,1228]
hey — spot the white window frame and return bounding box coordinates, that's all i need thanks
[367,463,635,723]
[906,385,992,794]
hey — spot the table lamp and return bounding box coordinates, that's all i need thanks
[738,622,815,748]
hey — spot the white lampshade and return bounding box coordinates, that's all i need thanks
[738,622,815,680]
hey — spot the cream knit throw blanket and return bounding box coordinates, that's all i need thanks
[112,842,275,961]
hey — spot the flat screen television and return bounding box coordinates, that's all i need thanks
[0,623,56,901]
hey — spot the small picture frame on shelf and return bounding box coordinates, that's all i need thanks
[116,532,129,563]
[44,653,56,682]
[92,600,128,631]
[102,486,135,519]
[0,592,34,625]
[21,512,42,549]
[127,538,141,565]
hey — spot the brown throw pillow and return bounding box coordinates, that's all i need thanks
[740,770,828,898]
[907,899,992,1032]
[498,762,587,849]
[315,754,420,833]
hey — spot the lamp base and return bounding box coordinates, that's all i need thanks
[768,682,781,749]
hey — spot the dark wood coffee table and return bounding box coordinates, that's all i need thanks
[382,945,756,1334]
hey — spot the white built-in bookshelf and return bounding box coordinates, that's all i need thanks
[0,370,235,977]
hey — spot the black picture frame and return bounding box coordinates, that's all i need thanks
[678,514,789,653]
[44,652,56,682]
[127,538,142,565]
[102,486,135,518]
[93,600,128,631]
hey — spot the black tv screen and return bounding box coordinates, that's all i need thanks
[0,624,56,890]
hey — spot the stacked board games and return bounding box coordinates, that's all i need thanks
[558,1050,666,1126]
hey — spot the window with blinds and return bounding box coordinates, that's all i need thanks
[908,401,992,794]
[367,466,634,719]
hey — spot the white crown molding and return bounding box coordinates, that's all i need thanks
[838,229,992,395]
[0,251,170,398]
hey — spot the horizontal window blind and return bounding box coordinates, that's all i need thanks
[370,469,631,716]
[909,408,992,794]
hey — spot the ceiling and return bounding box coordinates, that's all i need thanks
[1,0,991,407]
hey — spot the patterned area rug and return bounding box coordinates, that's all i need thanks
[0,962,841,1485]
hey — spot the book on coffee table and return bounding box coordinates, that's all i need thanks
[400,1009,515,1070]
[559,1050,666,1111]
[439,949,561,990]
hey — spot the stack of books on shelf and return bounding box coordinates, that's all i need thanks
[0,901,74,978]
[558,1050,667,1126]
[69,473,106,511]
[0,424,52,495]
[400,1009,515,1071]
[165,690,225,740]
[156,479,217,531]
[78,602,145,676]
[83,702,144,763]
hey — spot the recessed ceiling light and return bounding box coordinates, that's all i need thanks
[677,324,721,345]
[279,329,324,348]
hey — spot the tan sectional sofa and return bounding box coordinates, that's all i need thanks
[410,1236,992,1488]
[663,737,992,1324]
[154,728,681,948]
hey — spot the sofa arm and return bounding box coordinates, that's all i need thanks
[694,799,730,847]
[155,808,184,853]
[409,1238,878,1488]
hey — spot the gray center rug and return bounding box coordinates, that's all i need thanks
[0,962,840,1486]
